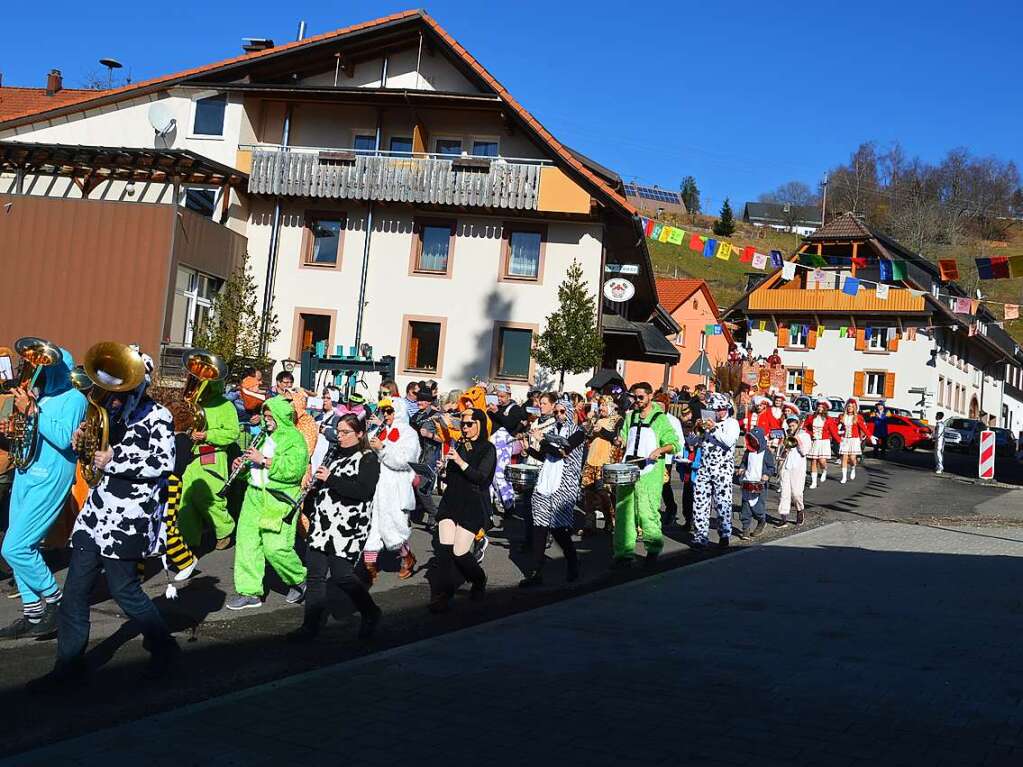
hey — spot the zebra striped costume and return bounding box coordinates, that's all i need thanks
[530,417,583,529]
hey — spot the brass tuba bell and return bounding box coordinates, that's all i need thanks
[7,336,62,469]
[181,349,227,433]
[77,342,146,487]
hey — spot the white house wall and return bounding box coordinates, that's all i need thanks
[297,47,482,93]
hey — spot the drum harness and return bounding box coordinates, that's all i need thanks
[624,409,664,464]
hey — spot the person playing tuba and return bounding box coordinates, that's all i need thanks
[176,351,238,552]
[0,341,86,641]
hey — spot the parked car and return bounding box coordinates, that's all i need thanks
[944,418,983,452]
[991,427,1017,458]
[793,395,845,420]
[864,414,933,451]
[858,404,915,419]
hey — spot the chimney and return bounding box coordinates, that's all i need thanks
[241,38,275,53]
[46,69,62,95]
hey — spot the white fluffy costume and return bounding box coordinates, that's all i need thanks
[365,398,418,552]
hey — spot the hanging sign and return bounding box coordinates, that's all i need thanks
[604,263,640,275]
[603,277,636,303]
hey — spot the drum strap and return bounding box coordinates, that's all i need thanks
[626,411,662,460]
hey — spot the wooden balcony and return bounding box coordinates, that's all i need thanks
[748,287,926,313]
[245,147,543,210]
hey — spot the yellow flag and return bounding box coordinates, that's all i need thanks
[715,240,731,260]
[658,225,672,243]
[667,227,685,245]
[758,320,767,331]
[1009,255,1023,279]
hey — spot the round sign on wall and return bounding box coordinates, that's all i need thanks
[603,277,635,303]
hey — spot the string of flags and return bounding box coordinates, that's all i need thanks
[641,216,1022,322]
[744,318,1002,340]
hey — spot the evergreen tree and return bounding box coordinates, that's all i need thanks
[680,176,701,214]
[533,259,604,390]
[191,254,280,370]
[713,197,736,237]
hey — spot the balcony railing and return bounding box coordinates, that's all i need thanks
[244,146,546,210]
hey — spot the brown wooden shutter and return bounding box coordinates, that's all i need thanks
[853,371,865,397]
[854,328,867,351]
[807,329,818,349]
[777,326,790,347]
[884,372,896,398]
[802,369,815,394]
[887,332,900,352]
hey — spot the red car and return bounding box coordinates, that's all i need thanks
[864,414,933,451]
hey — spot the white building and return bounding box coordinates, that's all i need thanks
[725,213,1023,433]
[742,201,822,238]
[0,10,678,395]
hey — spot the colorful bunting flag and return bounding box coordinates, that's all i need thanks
[992,256,1010,279]
[759,320,767,331]
[642,217,655,237]
[876,283,889,300]
[976,258,993,280]
[968,322,977,337]
[1006,304,1020,321]
[842,276,860,296]
[820,271,837,290]
[715,240,731,260]
[878,260,892,281]
[864,327,873,340]
[650,223,663,241]
[667,227,685,245]
[816,325,825,337]
[839,327,848,338]
[769,250,783,268]
[658,225,672,243]
[1009,255,1023,278]
[740,246,754,263]
[746,320,754,330]
[938,259,959,281]
[752,252,767,270]
[971,299,980,314]
[703,238,717,259]
[906,327,917,340]
[809,253,827,267]
[891,261,907,280]
[689,233,704,252]
[954,297,972,314]
[781,261,797,280]
[808,268,824,289]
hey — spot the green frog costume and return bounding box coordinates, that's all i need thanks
[234,396,308,597]
[614,402,679,561]
[177,380,241,548]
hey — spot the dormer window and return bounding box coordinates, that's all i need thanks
[192,94,226,136]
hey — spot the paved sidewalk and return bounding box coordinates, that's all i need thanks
[14,519,1023,767]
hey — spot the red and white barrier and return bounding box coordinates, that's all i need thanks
[978,430,995,480]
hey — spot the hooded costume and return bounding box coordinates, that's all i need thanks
[614,401,679,560]
[177,379,241,548]
[777,416,812,521]
[233,395,309,597]
[2,347,86,615]
[365,398,418,553]
[691,392,741,545]
[736,427,775,533]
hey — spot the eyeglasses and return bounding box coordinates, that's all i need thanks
[461,421,477,429]
[380,407,394,415]
[338,428,356,436]
[554,409,568,415]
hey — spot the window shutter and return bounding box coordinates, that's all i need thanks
[884,372,896,398]
[408,337,420,369]
[853,371,865,397]
[854,328,867,351]
[887,333,900,352]
[807,329,818,349]
[802,369,815,394]
[777,326,790,347]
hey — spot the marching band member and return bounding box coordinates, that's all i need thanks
[777,414,812,525]
[691,392,740,548]
[177,377,241,551]
[734,426,774,539]
[30,353,178,688]
[519,394,584,587]
[363,398,418,583]
[804,398,840,488]
[429,407,495,612]
[838,398,871,484]
[580,395,621,534]
[613,382,679,566]
[487,384,527,518]
[288,414,382,641]
[0,346,86,640]
[227,396,309,610]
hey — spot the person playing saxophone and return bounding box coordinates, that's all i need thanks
[177,377,240,552]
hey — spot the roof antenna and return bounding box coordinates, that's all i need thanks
[99,58,123,88]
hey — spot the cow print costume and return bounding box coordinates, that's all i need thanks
[307,448,379,561]
[691,393,741,546]
[71,399,175,560]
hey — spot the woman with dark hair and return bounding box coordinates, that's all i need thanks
[429,408,495,613]
[288,413,382,641]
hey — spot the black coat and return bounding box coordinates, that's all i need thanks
[437,439,497,531]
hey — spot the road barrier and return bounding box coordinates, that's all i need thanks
[978,429,995,480]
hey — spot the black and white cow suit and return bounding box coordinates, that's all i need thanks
[691,392,741,545]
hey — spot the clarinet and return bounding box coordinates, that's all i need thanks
[285,438,341,518]
[217,429,266,498]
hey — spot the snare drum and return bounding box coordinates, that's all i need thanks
[741,481,765,493]
[602,462,640,487]
[506,464,540,493]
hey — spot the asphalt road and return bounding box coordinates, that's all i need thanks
[0,453,1019,758]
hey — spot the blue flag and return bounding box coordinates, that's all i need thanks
[879,260,892,281]
[769,250,783,268]
[842,276,860,296]
[864,327,873,340]
[976,258,993,280]
[703,238,717,259]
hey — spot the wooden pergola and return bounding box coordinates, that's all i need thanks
[0,141,247,198]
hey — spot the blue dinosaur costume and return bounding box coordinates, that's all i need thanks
[1,347,86,636]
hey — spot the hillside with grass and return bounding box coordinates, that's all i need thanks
[646,214,1023,343]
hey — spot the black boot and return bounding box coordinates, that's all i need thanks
[27,658,89,693]
[358,605,383,639]
[429,543,456,613]
[551,528,580,582]
[453,552,487,600]
[518,569,544,588]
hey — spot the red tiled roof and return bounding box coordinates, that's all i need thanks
[0,87,106,120]
[804,212,873,241]
[655,278,704,313]
[0,10,634,219]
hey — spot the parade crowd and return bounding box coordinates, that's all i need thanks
[0,339,914,693]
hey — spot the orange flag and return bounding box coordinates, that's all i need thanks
[938,259,959,281]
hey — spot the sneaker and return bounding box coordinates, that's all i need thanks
[717,536,730,549]
[474,536,489,564]
[0,616,34,640]
[215,536,233,551]
[688,538,709,550]
[358,606,382,639]
[750,520,766,538]
[27,603,59,637]
[226,594,262,611]
[734,527,749,540]
[796,509,805,525]
[174,559,198,583]
[518,570,544,588]
[26,658,89,693]
[285,583,307,605]
[935,469,943,475]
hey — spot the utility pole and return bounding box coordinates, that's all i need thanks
[820,173,829,225]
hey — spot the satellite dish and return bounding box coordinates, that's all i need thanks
[148,102,176,137]
[99,57,123,70]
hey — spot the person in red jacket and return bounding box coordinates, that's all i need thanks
[743,395,780,436]
[837,398,873,483]
[803,398,840,488]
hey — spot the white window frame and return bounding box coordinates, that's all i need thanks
[786,369,803,393]
[187,91,228,140]
[469,135,501,158]
[433,135,465,157]
[867,327,889,351]
[865,371,886,397]
[674,326,686,347]
[179,185,219,219]
[171,266,218,345]
[788,324,808,348]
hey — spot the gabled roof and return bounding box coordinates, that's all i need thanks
[804,211,872,241]
[0,86,105,120]
[0,10,635,220]
[744,201,821,227]
[655,278,733,344]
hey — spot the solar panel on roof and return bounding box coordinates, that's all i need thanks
[624,184,682,205]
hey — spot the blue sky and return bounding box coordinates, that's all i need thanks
[4,1,1021,212]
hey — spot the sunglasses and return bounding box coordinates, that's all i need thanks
[555,409,568,415]
[461,421,477,429]
[380,407,394,415]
